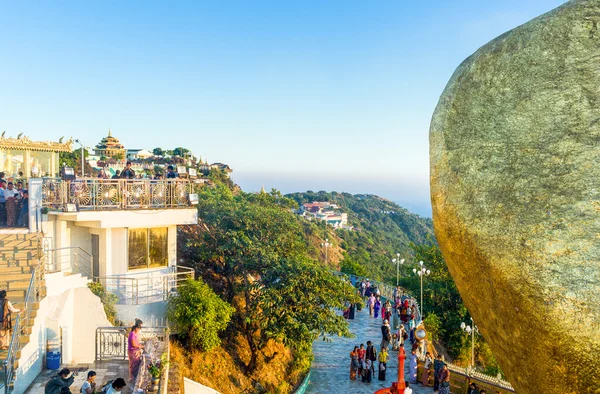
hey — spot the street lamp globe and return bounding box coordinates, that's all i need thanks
[460,322,466,330]
[419,261,424,266]
[426,270,431,275]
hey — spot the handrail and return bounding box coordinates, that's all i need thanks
[44,246,94,279]
[93,266,194,305]
[41,178,195,211]
[2,265,41,394]
[3,314,20,394]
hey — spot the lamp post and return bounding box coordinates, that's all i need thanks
[321,238,331,264]
[412,261,430,319]
[460,317,478,368]
[391,253,405,287]
[75,139,85,177]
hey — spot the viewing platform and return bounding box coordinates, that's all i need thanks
[41,178,197,211]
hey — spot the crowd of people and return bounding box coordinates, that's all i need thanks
[97,162,181,180]
[343,279,454,394]
[0,175,29,228]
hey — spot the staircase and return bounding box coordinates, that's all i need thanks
[0,233,45,393]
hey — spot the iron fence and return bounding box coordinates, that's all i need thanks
[95,326,169,361]
[41,178,195,211]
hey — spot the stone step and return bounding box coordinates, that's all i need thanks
[1,273,34,282]
[0,266,31,275]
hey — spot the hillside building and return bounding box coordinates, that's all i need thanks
[1,134,198,393]
[94,129,126,159]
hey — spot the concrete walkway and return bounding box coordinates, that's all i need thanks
[307,307,434,394]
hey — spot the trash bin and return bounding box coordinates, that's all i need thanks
[46,351,61,370]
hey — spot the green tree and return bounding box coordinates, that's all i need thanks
[153,147,164,156]
[167,278,234,352]
[178,185,358,372]
[59,149,92,177]
[112,152,124,161]
[339,253,367,277]
[173,147,191,157]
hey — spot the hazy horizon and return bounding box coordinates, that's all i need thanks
[234,170,432,217]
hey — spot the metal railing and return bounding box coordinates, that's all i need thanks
[94,265,194,305]
[44,246,94,279]
[95,326,169,361]
[2,265,44,394]
[41,178,195,211]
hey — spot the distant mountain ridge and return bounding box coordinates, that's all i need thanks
[286,190,434,282]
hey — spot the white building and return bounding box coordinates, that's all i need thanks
[1,168,198,392]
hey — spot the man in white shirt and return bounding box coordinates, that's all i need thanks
[3,182,20,199]
[404,381,413,394]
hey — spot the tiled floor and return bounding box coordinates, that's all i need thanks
[307,308,434,394]
[24,360,133,394]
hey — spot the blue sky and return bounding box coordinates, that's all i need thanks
[0,0,565,216]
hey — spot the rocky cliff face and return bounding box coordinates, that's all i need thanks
[430,1,600,393]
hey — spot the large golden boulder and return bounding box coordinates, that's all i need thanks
[430,1,600,393]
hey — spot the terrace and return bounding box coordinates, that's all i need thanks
[41,178,197,211]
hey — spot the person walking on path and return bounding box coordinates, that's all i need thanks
[0,290,22,349]
[360,279,367,298]
[409,349,418,384]
[358,343,366,373]
[433,354,444,392]
[368,294,375,316]
[361,359,373,383]
[350,346,360,380]
[380,319,392,350]
[374,296,381,319]
[378,347,389,381]
[438,364,451,394]
[422,351,433,386]
[366,340,377,376]
[383,299,392,322]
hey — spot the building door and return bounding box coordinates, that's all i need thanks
[92,234,100,278]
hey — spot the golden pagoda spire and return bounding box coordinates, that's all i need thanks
[260,185,266,194]
[108,127,112,137]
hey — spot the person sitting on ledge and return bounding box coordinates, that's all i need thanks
[44,368,76,394]
[102,377,127,394]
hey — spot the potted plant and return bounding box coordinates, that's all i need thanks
[148,361,161,392]
[41,207,49,221]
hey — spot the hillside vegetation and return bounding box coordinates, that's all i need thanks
[286,191,434,284]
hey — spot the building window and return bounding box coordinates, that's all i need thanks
[128,228,168,269]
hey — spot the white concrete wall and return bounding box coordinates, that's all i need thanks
[111,228,127,276]
[184,378,221,394]
[13,272,111,393]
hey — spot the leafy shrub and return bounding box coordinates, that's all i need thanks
[167,278,234,352]
[88,282,120,325]
[340,254,367,277]
[422,312,443,343]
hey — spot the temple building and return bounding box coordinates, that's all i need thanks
[0,133,72,179]
[94,129,126,158]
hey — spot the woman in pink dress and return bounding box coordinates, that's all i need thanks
[127,324,144,383]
